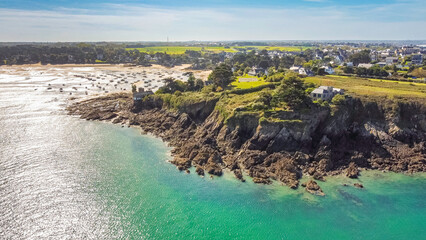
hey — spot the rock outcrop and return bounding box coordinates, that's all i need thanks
[67,92,426,194]
[302,180,325,196]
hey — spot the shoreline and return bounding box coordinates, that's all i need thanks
[67,92,426,195]
[0,63,212,80]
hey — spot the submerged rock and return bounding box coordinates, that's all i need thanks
[303,180,325,196]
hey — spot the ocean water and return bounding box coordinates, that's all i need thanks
[0,67,425,239]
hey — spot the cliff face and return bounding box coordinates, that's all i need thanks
[67,93,426,190]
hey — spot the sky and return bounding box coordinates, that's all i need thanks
[0,0,425,42]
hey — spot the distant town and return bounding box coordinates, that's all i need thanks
[0,41,425,82]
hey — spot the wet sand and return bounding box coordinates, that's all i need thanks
[0,64,211,100]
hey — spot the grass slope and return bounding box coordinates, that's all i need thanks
[305,75,426,103]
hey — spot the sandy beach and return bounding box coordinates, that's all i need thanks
[0,64,212,101]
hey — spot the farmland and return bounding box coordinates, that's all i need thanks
[126,45,311,54]
[126,46,237,54]
[234,46,311,52]
[304,75,426,103]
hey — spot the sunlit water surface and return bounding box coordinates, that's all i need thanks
[0,67,425,239]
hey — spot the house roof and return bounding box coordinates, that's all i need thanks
[312,88,328,94]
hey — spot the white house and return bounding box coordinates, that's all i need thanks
[385,57,398,65]
[298,68,314,76]
[290,65,302,72]
[310,86,344,101]
[323,66,335,75]
[358,63,373,69]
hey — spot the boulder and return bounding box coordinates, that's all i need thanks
[252,177,272,184]
[195,166,204,176]
[304,180,325,196]
[346,162,359,178]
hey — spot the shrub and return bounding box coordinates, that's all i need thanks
[331,94,346,105]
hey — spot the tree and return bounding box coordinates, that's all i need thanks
[349,50,371,65]
[157,78,186,94]
[208,63,234,89]
[275,72,308,109]
[294,56,306,66]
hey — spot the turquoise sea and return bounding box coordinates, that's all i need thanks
[0,67,425,239]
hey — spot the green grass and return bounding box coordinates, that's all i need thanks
[126,46,237,55]
[215,91,261,120]
[95,60,106,63]
[304,75,426,103]
[232,75,269,89]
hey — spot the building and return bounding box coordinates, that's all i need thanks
[298,68,314,76]
[289,65,302,72]
[385,57,398,65]
[377,62,387,68]
[334,55,345,65]
[310,86,344,101]
[248,67,267,76]
[133,87,153,101]
[358,63,373,69]
[412,54,423,65]
[323,66,335,75]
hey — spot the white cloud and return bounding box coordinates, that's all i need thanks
[0,3,424,41]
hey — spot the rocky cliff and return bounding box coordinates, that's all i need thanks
[67,92,426,192]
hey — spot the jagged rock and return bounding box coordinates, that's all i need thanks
[171,157,191,170]
[304,180,325,196]
[293,151,310,165]
[313,172,325,181]
[68,92,426,195]
[205,164,222,176]
[346,162,359,178]
[252,177,272,184]
[233,169,245,182]
[195,166,204,176]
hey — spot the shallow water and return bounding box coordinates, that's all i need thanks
[0,67,425,239]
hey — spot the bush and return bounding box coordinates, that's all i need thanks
[331,94,346,105]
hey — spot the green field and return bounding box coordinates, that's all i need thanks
[126,45,311,55]
[235,46,311,52]
[305,75,426,103]
[232,75,268,89]
[126,46,237,55]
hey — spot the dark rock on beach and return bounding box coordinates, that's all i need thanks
[303,180,325,196]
